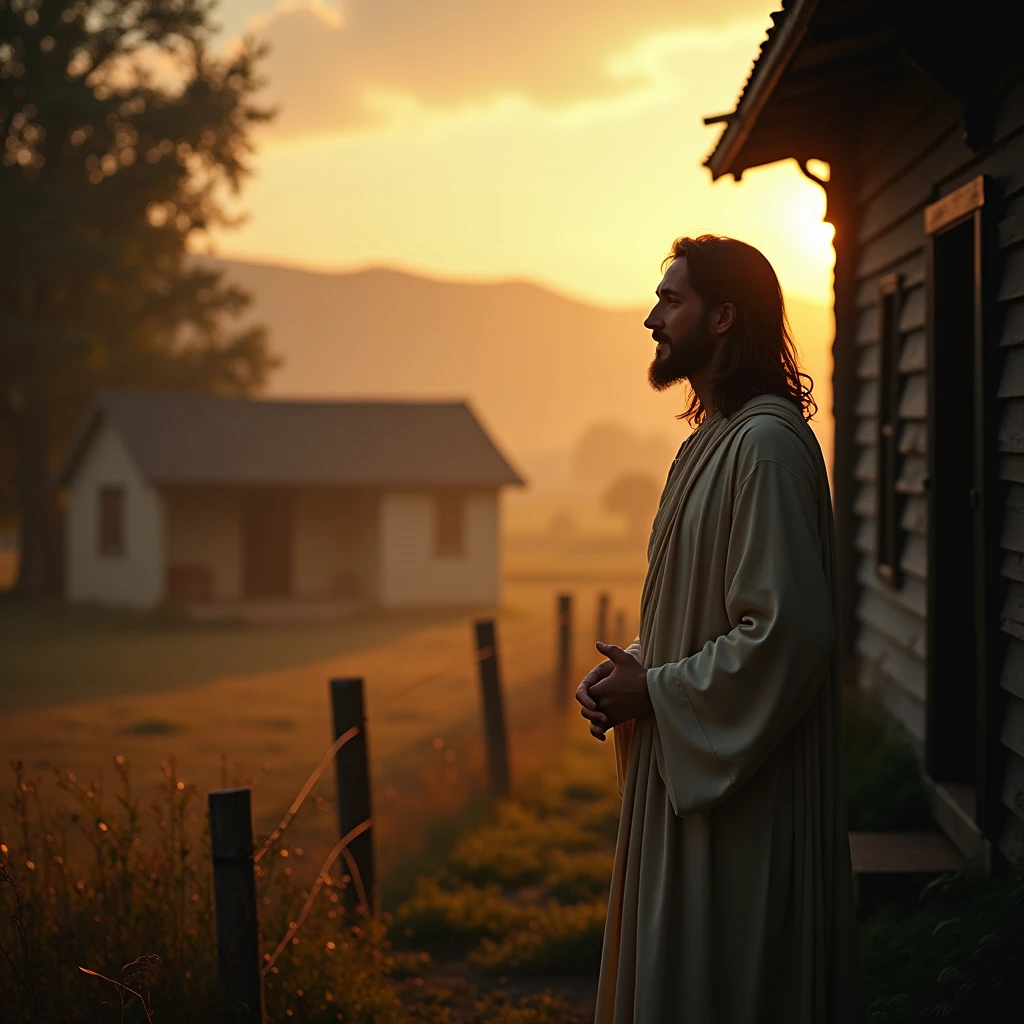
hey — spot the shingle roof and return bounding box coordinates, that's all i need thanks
[57,391,525,488]
[703,0,818,180]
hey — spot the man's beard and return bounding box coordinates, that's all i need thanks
[647,321,717,391]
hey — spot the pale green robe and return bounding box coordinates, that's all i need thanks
[596,394,863,1024]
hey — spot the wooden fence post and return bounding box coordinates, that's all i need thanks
[596,591,610,642]
[557,592,573,709]
[614,609,626,647]
[329,678,376,916]
[474,619,511,798]
[209,787,264,1024]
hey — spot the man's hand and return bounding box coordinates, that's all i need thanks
[575,642,652,742]
[576,657,613,741]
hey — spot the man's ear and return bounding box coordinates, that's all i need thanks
[712,302,737,336]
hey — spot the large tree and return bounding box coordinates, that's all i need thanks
[0,0,275,598]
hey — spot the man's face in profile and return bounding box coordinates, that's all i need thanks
[644,257,717,391]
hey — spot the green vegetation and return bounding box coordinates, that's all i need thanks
[6,682,1020,1021]
[393,729,618,979]
[861,865,1024,1021]
[844,690,1024,1020]
[843,689,931,831]
[470,901,607,976]
[2,0,276,597]
[0,750,597,1022]
[394,878,532,948]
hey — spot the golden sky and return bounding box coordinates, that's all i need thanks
[209,0,836,311]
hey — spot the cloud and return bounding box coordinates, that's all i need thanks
[246,0,770,138]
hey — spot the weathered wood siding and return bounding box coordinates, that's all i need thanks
[847,68,1024,859]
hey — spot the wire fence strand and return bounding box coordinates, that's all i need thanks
[261,818,372,976]
[254,726,360,864]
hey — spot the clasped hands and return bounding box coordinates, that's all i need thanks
[575,641,653,742]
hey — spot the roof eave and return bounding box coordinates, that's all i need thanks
[53,397,104,490]
[704,0,821,181]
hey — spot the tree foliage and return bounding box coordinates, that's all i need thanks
[0,0,276,595]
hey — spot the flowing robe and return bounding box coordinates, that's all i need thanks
[596,394,863,1024]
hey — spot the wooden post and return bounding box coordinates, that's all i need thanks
[595,591,610,642]
[329,678,376,916]
[209,787,264,1024]
[474,619,511,798]
[614,609,626,647]
[556,593,573,709]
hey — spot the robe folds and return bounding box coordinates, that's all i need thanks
[595,394,863,1024]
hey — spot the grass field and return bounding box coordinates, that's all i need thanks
[0,565,642,891]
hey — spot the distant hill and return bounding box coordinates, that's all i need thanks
[206,257,834,473]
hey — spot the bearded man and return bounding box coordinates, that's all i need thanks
[577,235,863,1023]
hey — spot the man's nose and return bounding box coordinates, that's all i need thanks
[644,311,662,330]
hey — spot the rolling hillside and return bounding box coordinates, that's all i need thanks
[208,257,834,482]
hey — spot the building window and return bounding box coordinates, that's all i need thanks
[876,273,903,587]
[435,492,465,556]
[98,485,125,557]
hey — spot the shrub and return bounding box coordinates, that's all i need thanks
[392,876,529,948]
[861,863,1024,1021]
[447,803,600,888]
[470,900,607,975]
[544,849,613,903]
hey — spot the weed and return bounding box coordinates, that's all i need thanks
[470,901,607,975]
[0,757,402,1022]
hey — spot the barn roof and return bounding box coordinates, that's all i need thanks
[703,0,907,181]
[57,391,525,489]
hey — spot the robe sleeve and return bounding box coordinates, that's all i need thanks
[645,458,834,815]
[612,638,643,796]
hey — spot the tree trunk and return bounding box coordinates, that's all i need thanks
[11,389,60,599]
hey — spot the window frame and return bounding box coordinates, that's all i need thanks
[875,271,905,588]
[922,173,1003,842]
[97,484,125,558]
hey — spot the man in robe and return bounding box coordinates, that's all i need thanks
[576,235,863,1023]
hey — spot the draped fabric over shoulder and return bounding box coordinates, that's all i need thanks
[596,394,863,1024]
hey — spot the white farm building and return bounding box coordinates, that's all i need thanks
[56,391,524,613]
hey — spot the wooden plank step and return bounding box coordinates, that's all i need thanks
[848,831,966,875]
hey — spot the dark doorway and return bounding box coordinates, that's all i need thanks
[242,489,293,599]
[926,206,989,821]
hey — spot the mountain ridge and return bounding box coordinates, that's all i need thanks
[203,256,834,469]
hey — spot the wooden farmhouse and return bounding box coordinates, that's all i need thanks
[56,391,523,614]
[705,0,1024,866]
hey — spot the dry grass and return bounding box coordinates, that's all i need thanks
[0,578,640,892]
[0,755,406,1022]
[0,727,611,1022]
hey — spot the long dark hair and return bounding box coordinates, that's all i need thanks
[665,235,816,426]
